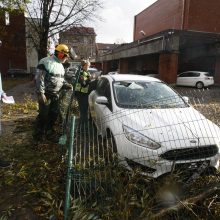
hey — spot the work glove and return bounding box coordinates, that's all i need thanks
[62,83,73,90]
[81,78,91,87]
[38,93,47,104]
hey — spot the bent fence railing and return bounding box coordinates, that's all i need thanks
[62,86,220,220]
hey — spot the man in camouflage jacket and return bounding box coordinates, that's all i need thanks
[33,44,73,141]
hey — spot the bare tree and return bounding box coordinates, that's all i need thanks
[16,0,103,60]
[0,0,26,11]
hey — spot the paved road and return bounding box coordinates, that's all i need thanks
[174,85,220,103]
[5,80,37,103]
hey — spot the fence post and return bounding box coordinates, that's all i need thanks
[64,115,75,220]
[0,72,3,135]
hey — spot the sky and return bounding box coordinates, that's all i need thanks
[91,0,158,44]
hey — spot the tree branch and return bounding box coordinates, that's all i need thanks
[142,187,220,220]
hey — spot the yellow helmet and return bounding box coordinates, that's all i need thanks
[55,44,69,57]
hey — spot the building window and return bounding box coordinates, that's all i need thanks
[5,12,10,25]
[84,37,88,44]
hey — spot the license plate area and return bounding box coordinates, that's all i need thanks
[174,160,210,171]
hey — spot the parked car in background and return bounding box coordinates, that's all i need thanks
[176,71,214,89]
[7,68,28,77]
[88,67,102,80]
[143,70,159,78]
[89,74,220,178]
[146,73,159,79]
[108,71,118,75]
[65,66,102,83]
[64,66,78,82]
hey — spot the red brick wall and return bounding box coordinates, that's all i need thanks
[159,53,179,83]
[134,0,184,41]
[134,0,220,41]
[119,59,129,74]
[186,0,220,32]
[0,11,26,76]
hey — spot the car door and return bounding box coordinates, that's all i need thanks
[177,72,189,86]
[93,78,113,135]
[189,72,200,86]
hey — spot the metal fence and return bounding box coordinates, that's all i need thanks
[62,86,220,220]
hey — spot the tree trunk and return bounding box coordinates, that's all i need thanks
[38,36,49,60]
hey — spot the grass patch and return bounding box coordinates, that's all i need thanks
[1,95,38,119]
[0,86,219,219]
[0,98,65,219]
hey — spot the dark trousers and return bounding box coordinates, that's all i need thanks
[75,92,89,123]
[34,94,59,137]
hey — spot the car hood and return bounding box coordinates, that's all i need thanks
[116,107,220,145]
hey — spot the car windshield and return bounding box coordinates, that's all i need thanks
[89,68,98,74]
[113,81,188,109]
[204,73,211,77]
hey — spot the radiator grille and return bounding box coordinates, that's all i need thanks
[160,145,218,161]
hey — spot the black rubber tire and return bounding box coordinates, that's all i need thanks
[196,81,204,89]
[105,131,118,164]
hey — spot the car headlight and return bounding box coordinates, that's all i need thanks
[123,125,161,150]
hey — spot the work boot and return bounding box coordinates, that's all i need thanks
[46,129,58,141]
[0,159,11,168]
[32,131,44,145]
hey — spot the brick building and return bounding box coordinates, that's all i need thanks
[96,0,220,84]
[0,10,27,76]
[96,43,119,56]
[94,43,119,70]
[0,10,38,76]
[59,26,96,62]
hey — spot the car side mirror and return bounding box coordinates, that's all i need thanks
[96,96,108,105]
[182,96,189,103]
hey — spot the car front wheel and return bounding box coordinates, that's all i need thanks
[105,131,118,164]
[196,81,204,89]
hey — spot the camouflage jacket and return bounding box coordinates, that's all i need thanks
[35,55,67,96]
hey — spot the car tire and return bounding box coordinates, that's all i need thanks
[105,131,118,164]
[196,81,204,89]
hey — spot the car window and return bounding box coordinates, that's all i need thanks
[68,68,77,74]
[179,72,189,77]
[88,68,98,74]
[204,73,211,76]
[96,78,112,110]
[96,78,108,96]
[188,72,200,77]
[89,69,97,74]
[179,72,200,77]
[113,81,188,109]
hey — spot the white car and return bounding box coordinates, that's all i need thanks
[89,74,220,178]
[108,71,118,75]
[176,71,214,89]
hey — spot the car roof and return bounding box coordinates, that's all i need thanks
[102,74,161,82]
[89,67,98,70]
[8,68,25,70]
[180,71,209,74]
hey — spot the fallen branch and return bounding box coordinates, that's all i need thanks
[142,187,219,220]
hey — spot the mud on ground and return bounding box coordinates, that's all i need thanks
[0,81,220,219]
[0,81,66,219]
